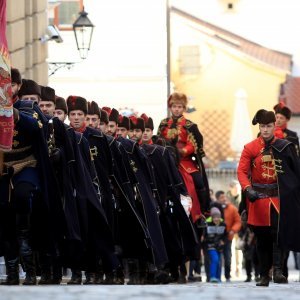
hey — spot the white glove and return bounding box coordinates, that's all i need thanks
[180,194,192,216]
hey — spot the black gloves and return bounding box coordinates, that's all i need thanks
[49,148,61,164]
[245,187,260,203]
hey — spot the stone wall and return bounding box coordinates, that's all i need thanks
[6,0,48,85]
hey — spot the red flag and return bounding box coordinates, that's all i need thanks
[0,0,13,150]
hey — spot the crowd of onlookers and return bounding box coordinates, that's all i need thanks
[187,180,299,284]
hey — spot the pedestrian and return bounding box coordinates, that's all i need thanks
[215,190,241,282]
[237,109,300,286]
[202,207,226,283]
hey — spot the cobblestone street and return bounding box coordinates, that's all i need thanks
[0,271,299,300]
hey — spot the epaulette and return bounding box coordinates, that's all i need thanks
[159,118,170,126]
[272,139,292,153]
[184,119,195,129]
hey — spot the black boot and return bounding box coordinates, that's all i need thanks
[1,257,20,285]
[22,255,37,285]
[95,259,104,284]
[256,276,270,287]
[273,269,288,284]
[52,262,62,285]
[104,267,125,285]
[273,244,288,284]
[68,269,82,285]
[38,254,52,285]
[16,214,36,285]
[138,260,148,285]
[18,231,36,285]
[127,259,139,285]
[84,272,96,285]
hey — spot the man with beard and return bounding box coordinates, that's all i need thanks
[102,107,119,137]
[237,109,300,287]
[86,101,101,129]
[129,116,144,144]
[99,109,109,133]
[10,68,22,102]
[39,86,56,117]
[54,96,68,122]
[117,115,130,138]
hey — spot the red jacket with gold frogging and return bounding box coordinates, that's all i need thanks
[237,136,280,226]
[158,115,208,221]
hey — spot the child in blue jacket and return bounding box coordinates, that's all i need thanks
[203,207,227,283]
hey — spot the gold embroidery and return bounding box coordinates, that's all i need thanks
[130,160,138,173]
[187,132,198,154]
[13,140,19,147]
[90,146,98,160]
[166,128,178,140]
[273,159,284,175]
[262,155,272,162]
[261,151,276,180]
[13,130,18,137]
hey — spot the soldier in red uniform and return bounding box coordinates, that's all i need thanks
[237,109,300,287]
[158,92,210,222]
[273,102,299,157]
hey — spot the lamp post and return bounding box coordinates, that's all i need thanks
[48,7,95,76]
[73,7,95,59]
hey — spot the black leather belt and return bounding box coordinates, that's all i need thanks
[4,147,33,162]
[252,183,278,198]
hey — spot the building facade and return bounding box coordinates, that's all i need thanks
[6,0,48,85]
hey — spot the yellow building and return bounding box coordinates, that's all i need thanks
[170,7,292,167]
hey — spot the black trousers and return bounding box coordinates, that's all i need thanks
[251,206,284,277]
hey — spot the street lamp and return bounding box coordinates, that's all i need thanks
[73,7,95,59]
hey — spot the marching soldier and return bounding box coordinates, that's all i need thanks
[140,113,199,283]
[0,108,41,285]
[67,96,122,284]
[237,109,300,287]
[158,92,210,223]
[99,109,109,133]
[273,102,299,156]
[102,107,119,137]
[86,101,101,129]
[53,96,68,122]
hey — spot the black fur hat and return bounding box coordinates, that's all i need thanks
[129,116,145,131]
[118,115,130,130]
[18,79,41,98]
[102,107,119,123]
[55,96,67,114]
[66,95,88,115]
[40,86,55,103]
[140,113,154,130]
[273,102,292,120]
[100,109,109,124]
[87,101,100,118]
[11,68,22,84]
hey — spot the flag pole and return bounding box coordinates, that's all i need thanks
[0,151,3,176]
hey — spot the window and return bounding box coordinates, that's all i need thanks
[48,0,83,30]
[178,46,201,75]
